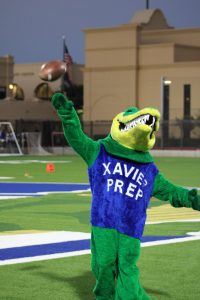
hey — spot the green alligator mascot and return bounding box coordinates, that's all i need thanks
[51,92,200,300]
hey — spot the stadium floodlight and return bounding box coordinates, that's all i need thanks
[0,122,23,156]
[163,79,172,85]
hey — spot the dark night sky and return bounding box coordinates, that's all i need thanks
[1,0,200,64]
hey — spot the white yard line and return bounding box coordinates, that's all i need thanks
[146,219,200,225]
[0,250,91,266]
[1,230,200,266]
[0,231,90,249]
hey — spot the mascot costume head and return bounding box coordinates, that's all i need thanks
[110,107,160,151]
[51,92,200,300]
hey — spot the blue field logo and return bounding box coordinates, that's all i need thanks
[0,182,90,199]
[0,231,200,266]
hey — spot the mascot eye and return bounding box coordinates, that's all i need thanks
[123,107,139,116]
[119,122,125,131]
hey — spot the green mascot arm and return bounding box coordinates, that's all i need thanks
[152,172,200,211]
[51,92,100,166]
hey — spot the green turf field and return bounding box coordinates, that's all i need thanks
[0,155,199,185]
[0,155,199,299]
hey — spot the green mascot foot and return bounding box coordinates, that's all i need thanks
[91,227,150,300]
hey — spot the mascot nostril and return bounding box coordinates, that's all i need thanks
[51,92,200,300]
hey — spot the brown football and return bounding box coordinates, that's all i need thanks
[39,60,67,81]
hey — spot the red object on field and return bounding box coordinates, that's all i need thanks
[39,60,67,82]
[46,163,55,172]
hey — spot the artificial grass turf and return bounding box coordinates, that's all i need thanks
[0,155,199,299]
[0,193,91,233]
[0,155,199,186]
[153,156,200,187]
[0,240,199,300]
[0,193,199,235]
[139,240,200,300]
[0,255,94,300]
[0,155,88,183]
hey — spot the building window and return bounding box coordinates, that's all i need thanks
[0,86,6,99]
[163,84,170,121]
[161,80,170,146]
[34,83,54,100]
[9,84,24,100]
[184,84,191,119]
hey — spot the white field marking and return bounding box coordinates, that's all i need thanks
[0,231,90,249]
[0,177,14,180]
[1,234,200,266]
[187,231,200,236]
[0,188,91,200]
[141,235,200,248]
[0,189,91,196]
[0,250,91,266]
[37,189,91,195]
[0,196,30,200]
[185,186,200,191]
[1,181,89,185]
[0,160,71,164]
[146,219,200,225]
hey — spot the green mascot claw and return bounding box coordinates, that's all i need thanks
[51,92,200,300]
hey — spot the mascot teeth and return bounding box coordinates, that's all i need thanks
[120,114,155,132]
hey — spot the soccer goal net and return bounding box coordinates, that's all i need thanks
[21,132,50,155]
[0,122,23,156]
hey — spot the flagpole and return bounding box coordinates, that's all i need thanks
[62,35,66,60]
[61,35,74,94]
[61,35,66,93]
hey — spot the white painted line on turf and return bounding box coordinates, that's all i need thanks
[187,231,200,236]
[146,219,200,225]
[5,182,89,185]
[0,160,71,164]
[37,189,91,195]
[1,235,200,266]
[0,231,91,249]
[0,196,30,200]
[0,189,91,196]
[0,177,14,180]
[185,186,200,191]
[0,250,91,266]
[0,188,91,200]
[141,235,200,247]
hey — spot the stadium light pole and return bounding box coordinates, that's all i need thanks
[160,77,172,148]
[60,35,66,93]
[160,76,165,149]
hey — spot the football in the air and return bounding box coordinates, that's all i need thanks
[39,60,67,81]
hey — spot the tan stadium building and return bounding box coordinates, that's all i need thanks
[83,9,200,147]
[0,60,83,122]
[0,9,199,150]
[83,9,200,120]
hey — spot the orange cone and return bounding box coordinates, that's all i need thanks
[46,163,55,172]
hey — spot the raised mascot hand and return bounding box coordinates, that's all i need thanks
[51,92,73,113]
[51,92,80,127]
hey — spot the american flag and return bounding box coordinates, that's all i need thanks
[63,39,73,86]
[63,43,73,69]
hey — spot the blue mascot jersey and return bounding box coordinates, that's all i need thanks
[88,145,158,239]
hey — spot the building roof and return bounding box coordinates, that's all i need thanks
[131,9,173,30]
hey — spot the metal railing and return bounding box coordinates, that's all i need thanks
[10,119,200,150]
